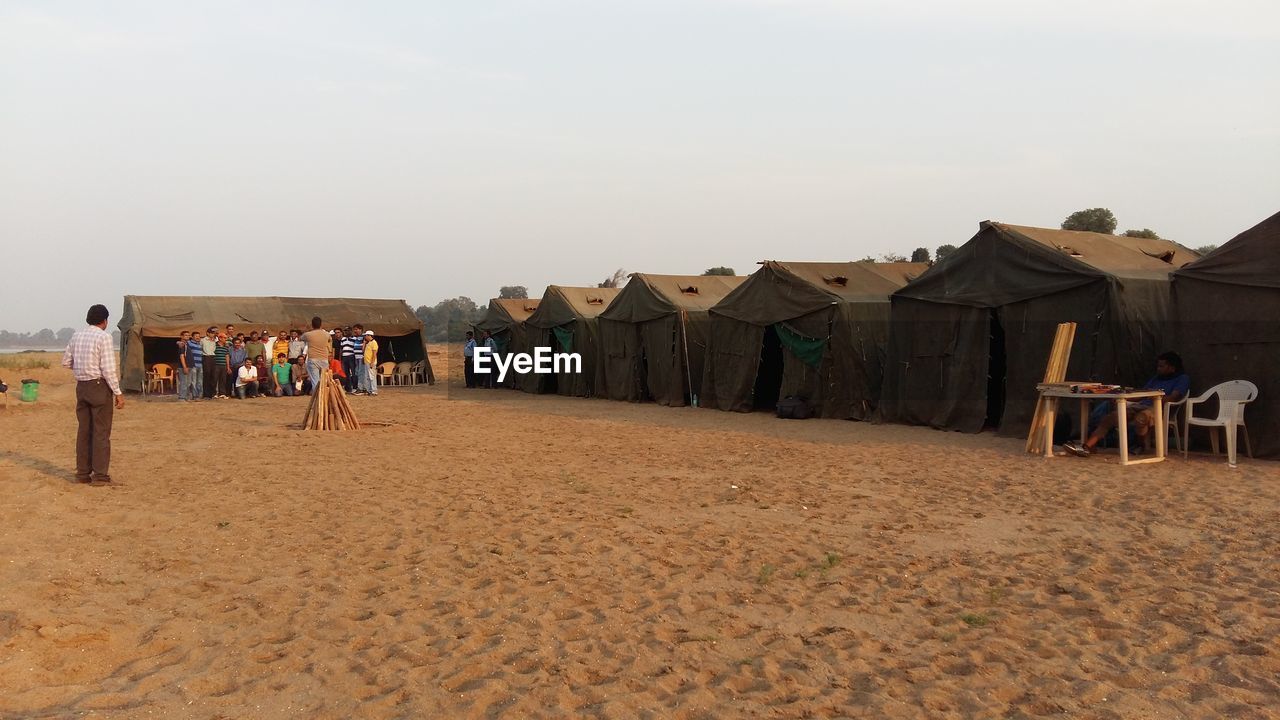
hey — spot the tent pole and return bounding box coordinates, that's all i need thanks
[680,310,694,406]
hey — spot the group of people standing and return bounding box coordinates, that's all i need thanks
[172,317,380,400]
[461,330,498,388]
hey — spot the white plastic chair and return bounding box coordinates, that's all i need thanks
[1184,380,1257,467]
[1163,396,1188,453]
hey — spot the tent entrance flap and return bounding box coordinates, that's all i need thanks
[753,325,784,410]
[551,326,574,353]
[774,322,827,368]
[985,310,1007,429]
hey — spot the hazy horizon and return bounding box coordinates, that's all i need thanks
[3,0,1277,332]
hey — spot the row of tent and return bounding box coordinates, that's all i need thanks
[477,212,1280,457]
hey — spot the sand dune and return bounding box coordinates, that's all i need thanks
[0,349,1277,718]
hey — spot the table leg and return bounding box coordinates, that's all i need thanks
[1154,396,1165,461]
[1079,399,1088,444]
[1117,398,1129,465]
[1044,397,1057,457]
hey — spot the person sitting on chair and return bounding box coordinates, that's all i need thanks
[1064,352,1189,457]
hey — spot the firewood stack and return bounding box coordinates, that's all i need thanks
[303,370,360,431]
[1025,322,1076,454]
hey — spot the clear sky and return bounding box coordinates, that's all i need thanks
[2,0,1277,331]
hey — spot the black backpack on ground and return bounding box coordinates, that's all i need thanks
[775,396,812,420]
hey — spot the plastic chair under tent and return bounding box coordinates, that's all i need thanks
[1183,380,1258,467]
[1163,395,1189,453]
[393,361,415,386]
[409,360,428,385]
[146,363,176,395]
[377,362,398,387]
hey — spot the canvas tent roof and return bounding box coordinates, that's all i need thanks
[600,274,746,323]
[476,298,541,331]
[897,222,1198,307]
[713,261,930,325]
[1174,210,1280,289]
[525,286,621,329]
[119,295,426,337]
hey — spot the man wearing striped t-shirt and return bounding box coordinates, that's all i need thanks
[345,324,365,393]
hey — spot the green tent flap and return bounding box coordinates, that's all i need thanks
[775,322,826,367]
[552,326,574,352]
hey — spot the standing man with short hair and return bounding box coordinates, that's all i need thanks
[176,331,193,400]
[346,325,365,393]
[361,330,378,395]
[61,304,124,484]
[186,330,204,401]
[463,331,477,388]
[201,327,218,399]
[301,316,332,394]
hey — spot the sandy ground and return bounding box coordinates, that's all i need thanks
[1,347,1278,719]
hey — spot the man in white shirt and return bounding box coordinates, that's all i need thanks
[235,357,260,399]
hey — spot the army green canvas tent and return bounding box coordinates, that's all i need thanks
[598,274,745,406]
[117,295,433,392]
[473,298,540,389]
[879,222,1197,435]
[521,286,621,397]
[701,261,928,419]
[1172,210,1280,457]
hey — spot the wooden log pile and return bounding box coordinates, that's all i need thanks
[1025,322,1076,454]
[303,370,361,431]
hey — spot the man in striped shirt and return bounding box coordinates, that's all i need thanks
[61,304,124,484]
[343,324,364,393]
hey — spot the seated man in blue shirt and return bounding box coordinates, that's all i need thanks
[1064,352,1190,457]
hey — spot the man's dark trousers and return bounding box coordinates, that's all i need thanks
[203,358,218,398]
[343,356,358,391]
[75,379,113,481]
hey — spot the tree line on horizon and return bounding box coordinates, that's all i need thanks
[0,327,121,349]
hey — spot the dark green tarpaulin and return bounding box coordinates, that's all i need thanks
[775,323,827,368]
[521,285,621,397]
[701,260,928,419]
[552,327,574,353]
[880,221,1198,435]
[598,274,745,406]
[1172,210,1280,457]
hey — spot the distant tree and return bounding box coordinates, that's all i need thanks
[499,285,528,299]
[56,327,75,343]
[859,255,877,263]
[879,253,908,263]
[598,268,628,288]
[702,267,735,276]
[909,247,930,263]
[1193,244,1219,256]
[34,328,56,345]
[935,244,958,261]
[414,296,485,342]
[1061,208,1118,234]
[1123,228,1160,239]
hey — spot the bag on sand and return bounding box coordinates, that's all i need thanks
[775,396,812,420]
